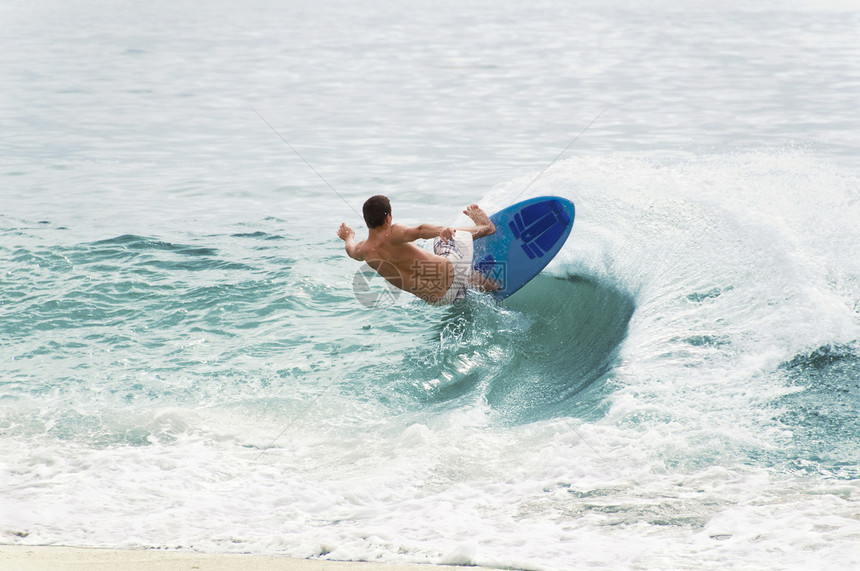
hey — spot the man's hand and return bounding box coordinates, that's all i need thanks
[439,227,455,241]
[339,223,363,261]
[337,223,354,241]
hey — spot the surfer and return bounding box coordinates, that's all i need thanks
[337,195,498,305]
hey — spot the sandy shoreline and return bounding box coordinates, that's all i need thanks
[0,545,498,571]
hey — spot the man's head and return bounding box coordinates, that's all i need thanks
[363,195,391,228]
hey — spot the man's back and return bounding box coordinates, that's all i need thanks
[338,198,495,305]
[353,224,454,303]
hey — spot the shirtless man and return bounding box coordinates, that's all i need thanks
[337,195,496,305]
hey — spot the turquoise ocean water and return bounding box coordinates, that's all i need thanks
[2,1,859,568]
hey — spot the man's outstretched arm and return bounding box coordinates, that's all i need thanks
[395,223,454,243]
[337,223,364,261]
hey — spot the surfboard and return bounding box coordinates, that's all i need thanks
[472,196,575,300]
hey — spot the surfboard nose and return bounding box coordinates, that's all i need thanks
[471,196,575,300]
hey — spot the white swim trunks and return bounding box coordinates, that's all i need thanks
[430,230,473,305]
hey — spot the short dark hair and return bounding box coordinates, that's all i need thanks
[363,195,391,228]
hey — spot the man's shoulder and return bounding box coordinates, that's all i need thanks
[389,223,419,242]
[346,238,369,261]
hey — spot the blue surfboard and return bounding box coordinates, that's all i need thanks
[472,196,575,300]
